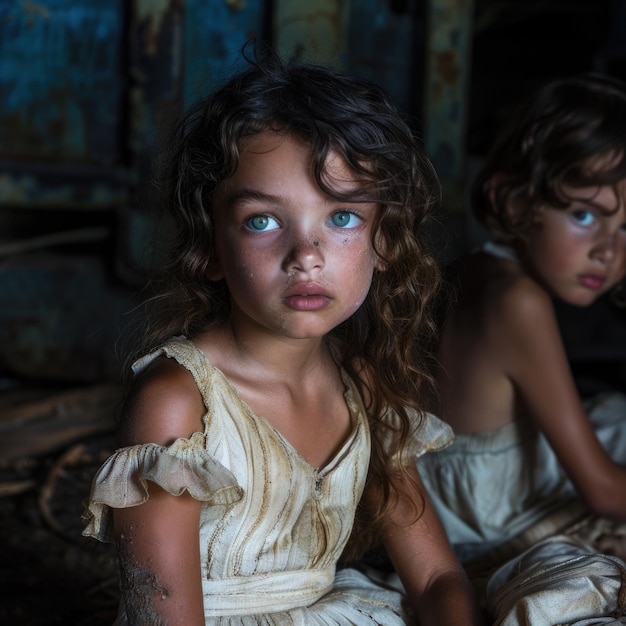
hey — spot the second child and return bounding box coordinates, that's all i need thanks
[419,73,626,624]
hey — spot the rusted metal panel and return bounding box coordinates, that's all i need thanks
[273,0,347,68]
[272,1,422,127]
[423,0,474,207]
[131,0,185,170]
[0,0,125,164]
[0,0,272,382]
[184,0,269,105]
[345,0,418,117]
[0,0,129,208]
[0,253,135,382]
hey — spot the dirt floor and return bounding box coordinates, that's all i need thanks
[0,385,121,626]
[0,487,119,625]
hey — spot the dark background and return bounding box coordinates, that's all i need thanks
[1,1,625,624]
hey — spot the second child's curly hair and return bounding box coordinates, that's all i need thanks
[133,42,441,557]
[472,73,626,242]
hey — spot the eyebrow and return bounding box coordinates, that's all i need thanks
[220,186,370,209]
[220,188,281,208]
[562,187,622,214]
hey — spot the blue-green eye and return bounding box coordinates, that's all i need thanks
[571,210,595,226]
[245,214,279,231]
[329,210,362,228]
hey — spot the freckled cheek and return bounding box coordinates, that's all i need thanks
[233,259,268,292]
[339,242,375,270]
[219,252,262,299]
[339,247,376,309]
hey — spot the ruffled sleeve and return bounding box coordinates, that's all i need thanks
[382,408,454,468]
[82,431,243,543]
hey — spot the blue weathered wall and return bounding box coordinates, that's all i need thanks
[0,0,124,165]
[0,0,127,207]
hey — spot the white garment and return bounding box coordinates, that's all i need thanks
[417,393,626,567]
[83,336,453,624]
[487,536,626,625]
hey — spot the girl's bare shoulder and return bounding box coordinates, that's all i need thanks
[460,252,552,325]
[119,355,206,447]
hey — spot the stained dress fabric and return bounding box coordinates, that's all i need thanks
[83,336,453,625]
[416,392,626,624]
[417,392,626,568]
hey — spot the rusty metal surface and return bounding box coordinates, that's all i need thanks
[184,0,269,105]
[131,0,185,174]
[345,0,418,118]
[423,0,474,206]
[0,0,129,208]
[274,0,347,68]
[0,0,125,166]
[0,253,136,382]
[0,0,270,380]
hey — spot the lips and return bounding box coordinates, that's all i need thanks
[578,274,606,290]
[283,283,332,311]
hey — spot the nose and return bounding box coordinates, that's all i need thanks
[283,235,324,275]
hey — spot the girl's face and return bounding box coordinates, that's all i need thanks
[209,132,381,341]
[524,180,626,306]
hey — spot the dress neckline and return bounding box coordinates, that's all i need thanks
[184,337,366,476]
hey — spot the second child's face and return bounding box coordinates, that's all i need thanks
[210,132,381,340]
[525,180,626,306]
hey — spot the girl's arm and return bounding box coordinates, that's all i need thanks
[113,357,207,626]
[500,277,626,520]
[382,465,485,625]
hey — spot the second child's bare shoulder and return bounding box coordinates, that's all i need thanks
[119,356,206,447]
[462,255,558,365]
[462,252,553,324]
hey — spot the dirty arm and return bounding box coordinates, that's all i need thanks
[113,357,207,626]
[114,485,204,626]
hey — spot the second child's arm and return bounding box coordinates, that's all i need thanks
[501,277,626,520]
[381,465,485,626]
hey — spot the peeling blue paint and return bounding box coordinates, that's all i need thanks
[0,0,124,164]
[346,0,416,117]
[184,0,268,105]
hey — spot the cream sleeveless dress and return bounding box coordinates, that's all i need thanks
[83,336,453,625]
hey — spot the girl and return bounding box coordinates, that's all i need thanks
[82,46,482,625]
[418,74,626,623]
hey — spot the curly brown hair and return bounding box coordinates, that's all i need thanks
[128,42,441,558]
[472,73,626,244]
